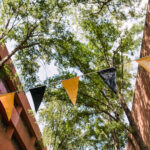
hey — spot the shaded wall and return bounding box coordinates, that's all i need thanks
[125,0,150,149]
[0,46,46,150]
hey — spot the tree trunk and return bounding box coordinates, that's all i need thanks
[117,87,148,150]
[112,130,120,150]
[127,134,138,150]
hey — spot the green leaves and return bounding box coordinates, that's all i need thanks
[0,0,147,149]
[38,0,145,149]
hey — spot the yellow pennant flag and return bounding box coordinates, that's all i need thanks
[0,93,15,120]
[62,77,79,106]
[136,56,150,73]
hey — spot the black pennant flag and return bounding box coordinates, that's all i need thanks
[30,86,46,111]
[97,67,117,94]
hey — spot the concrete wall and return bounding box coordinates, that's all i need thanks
[125,0,150,149]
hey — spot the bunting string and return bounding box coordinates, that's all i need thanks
[0,55,148,94]
[0,55,150,117]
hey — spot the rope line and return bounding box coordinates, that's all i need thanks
[1,55,149,94]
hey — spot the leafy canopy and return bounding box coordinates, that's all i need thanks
[0,0,147,149]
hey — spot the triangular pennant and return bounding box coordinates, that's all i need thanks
[61,77,79,106]
[97,67,117,94]
[136,56,150,73]
[30,86,46,112]
[0,93,15,120]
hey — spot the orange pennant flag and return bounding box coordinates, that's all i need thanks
[136,56,150,73]
[0,93,15,120]
[62,77,79,106]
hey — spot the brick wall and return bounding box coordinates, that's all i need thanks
[125,0,150,149]
[0,46,46,150]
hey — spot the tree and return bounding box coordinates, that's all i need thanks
[0,0,81,87]
[0,0,76,66]
[39,99,93,150]
[39,1,147,149]
[0,0,148,149]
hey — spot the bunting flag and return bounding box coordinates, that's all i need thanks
[30,86,46,112]
[61,77,79,106]
[97,67,117,94]
[0,93,15,120]
[136,56,150,73]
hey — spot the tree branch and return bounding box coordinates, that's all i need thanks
[112,130,120,150]
[91,0,112,15]
[0,24,38,67]
[79,101,119,122]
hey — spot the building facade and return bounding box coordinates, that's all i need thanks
[0,46,46,150]
[125,0,150,149]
